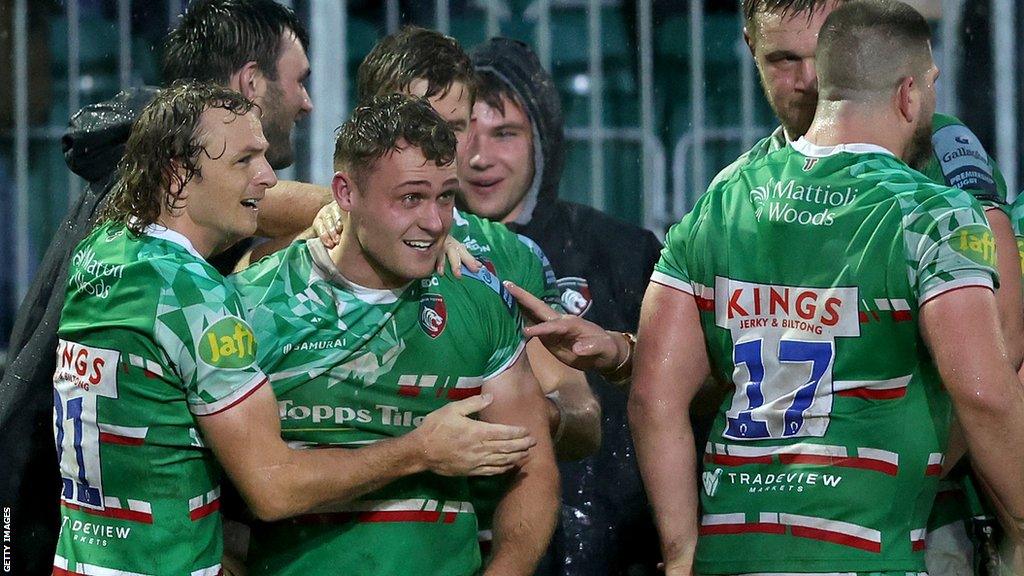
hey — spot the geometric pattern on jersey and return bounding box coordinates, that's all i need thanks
[230,239,525,576]
[452,207,562,309]
[654,139,996,574]
[53,222,266,576]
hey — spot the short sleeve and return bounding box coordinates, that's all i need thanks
[459,265,527,380]
[900,187,999,304]
[651,218,695,295]
[927,115,1007,209]
[514,233,563,311]
[154,261,266,416]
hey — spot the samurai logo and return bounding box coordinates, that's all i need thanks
[420,293,447,338]
[557,277,593,317]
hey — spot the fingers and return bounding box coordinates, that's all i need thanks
[449,392,493,416]
[504,281,559,324]
[484,435,536,455]
[467,464,517,476]
[522,318,576,339]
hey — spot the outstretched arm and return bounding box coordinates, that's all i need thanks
[482,354,560,576]
[199,385,536,521]
[629,282,709,576]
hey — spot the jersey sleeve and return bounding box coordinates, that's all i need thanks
[900,187,999,304]
[459,265,527,380]
[154,260,266,416]
[926,113,1007,210]
[513,233,563,311]
[651,215,696,294]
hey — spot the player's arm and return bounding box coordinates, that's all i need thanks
[919,286,1024,536]
[198,384,536,521]
[985,208,1024,371]
[525,339,601,460]
[628,282,707,576]
[255,180,332,239]
[481,354,560,576]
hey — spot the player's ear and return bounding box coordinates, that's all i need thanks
[228,61,263,102]
[895,75,918,125]
[332,171,356,212]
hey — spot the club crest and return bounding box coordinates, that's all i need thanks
[419,293,447,338]
[556,276,593,317]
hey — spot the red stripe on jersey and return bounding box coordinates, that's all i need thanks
[397,386,420,397]
[779,454,836,467]
[858,312,869,323]
[190,499,221,521]
[891,310,912,322]
[704,454,773,467]
[790,526,881,553]
[359,510,442,523]
[779,453,896,475]
[447,387,481,400]
[143,369,160,379]
[444,512,458,524]
[912,539,927,551]
[925,464,944,477]
[870,311,880,321]
[694,296,715,311]
[52,567,85,576]
[836,387,906,400]
[699,523,786,536]
[99,432,144,446]
[204,378,268,416]
[61,500,153,524]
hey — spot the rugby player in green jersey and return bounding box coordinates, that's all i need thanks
[53,82,538,576]
[230,94,559,576]
[629,1,1024,574]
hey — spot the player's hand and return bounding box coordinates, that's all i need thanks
[505,281,624,371]
[438,236,481,278]
[313,202,345,248]
[412,393,535,476]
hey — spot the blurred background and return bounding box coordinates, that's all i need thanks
[0,0,1017,370]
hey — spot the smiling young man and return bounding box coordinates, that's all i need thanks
[229,94,559,576]
[52,83,538,576]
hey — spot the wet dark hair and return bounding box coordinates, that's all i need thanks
[817,0,932,101]
[333,93,456,185]
[163,0,309,84]
[741,0,848,33]
[473,69,524,117]
[100,81,256,234]
[356,26,475,104]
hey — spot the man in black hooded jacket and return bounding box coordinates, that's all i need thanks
[463,38,664,575]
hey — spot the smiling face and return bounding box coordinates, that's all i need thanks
[457,94,536,223]
[257,30,313,169]
[174,107,278,256]
[747,2,840,139]
[335,142,458,289]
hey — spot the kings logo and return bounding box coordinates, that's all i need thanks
[420,293,447,338]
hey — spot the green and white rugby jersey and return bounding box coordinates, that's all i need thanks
[230,239,525,576]
[452,207,561,309]
[654,138,997,574]
[711,114,1008,212]
[53,222,267,576]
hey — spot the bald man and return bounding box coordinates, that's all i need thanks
[628,1,1024,574]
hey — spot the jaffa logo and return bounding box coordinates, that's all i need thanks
[419,293,447,338]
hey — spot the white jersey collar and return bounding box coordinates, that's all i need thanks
[142,224,204,260]
[792,137,896,158]
[306,238,408,305]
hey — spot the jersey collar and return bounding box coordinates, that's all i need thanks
[142,224,204,260]
[306,238,407,305]
[792,137,896,158]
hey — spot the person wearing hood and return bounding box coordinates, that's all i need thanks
[0,2,327,573]
[463,38,664,575]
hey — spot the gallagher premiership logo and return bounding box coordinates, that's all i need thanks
[420,293,447,339]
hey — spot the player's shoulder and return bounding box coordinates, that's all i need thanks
[709,128,786,188]
[435,264,518,319]
[229,240,312,300]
